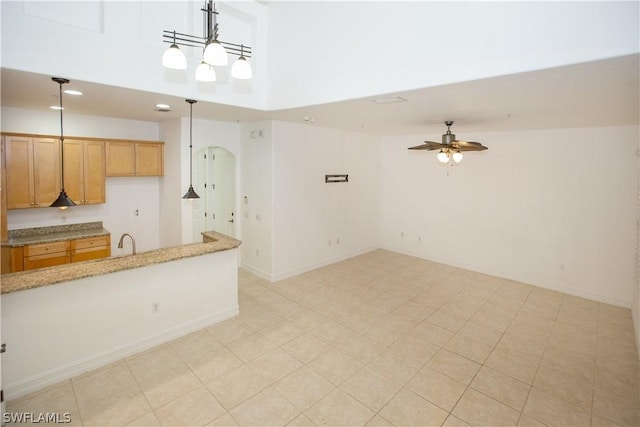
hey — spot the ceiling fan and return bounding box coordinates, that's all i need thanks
[408,121,488,163]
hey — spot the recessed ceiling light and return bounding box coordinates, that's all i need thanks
[64,89,83,96]
[155,103,170,109]
[372,96,408,104]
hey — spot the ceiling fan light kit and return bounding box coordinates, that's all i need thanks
[409,121,488,165]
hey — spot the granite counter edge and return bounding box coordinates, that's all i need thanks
[1,234,242,294]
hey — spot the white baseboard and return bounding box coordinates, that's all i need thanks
[270,245,380,282]
[239,262,273,282]
[381,244,631,308]
[240,246,380,283]
[5,306,239,401]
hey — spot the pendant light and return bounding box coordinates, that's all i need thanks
[162,31,187,70]
[203,2,228,66]
[183,99,200,199]
[50,77,76,209]
[230,44,252,80]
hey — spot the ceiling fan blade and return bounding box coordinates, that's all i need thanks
[452,140,488,151]
[408,141,445,151]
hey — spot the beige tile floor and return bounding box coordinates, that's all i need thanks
[7,249,640,426]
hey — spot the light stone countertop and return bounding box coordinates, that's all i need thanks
[1,230,241,294]
[2,221,110,247]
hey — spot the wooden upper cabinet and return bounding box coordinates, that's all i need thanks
[136,142,164,176]
[84,140,106,203]
[105,141,135,176]
[4,135,34,209]
[106,141,163,177]
[64,139,106,205]
[5,136,60,209]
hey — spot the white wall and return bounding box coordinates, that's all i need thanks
[159,118,183,248]
[270,121,380,280]
[2,107,164,254]
[240,121,274,278]
[2,248,239,399]
[380,126,639,307]
[1,1,269,110]
[267,1,639,109]
[1,107,159,141]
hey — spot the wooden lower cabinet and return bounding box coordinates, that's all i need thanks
[1,246,23,274]
[23,241,70,271]
[2,234,111,273]
[71,235,111,262]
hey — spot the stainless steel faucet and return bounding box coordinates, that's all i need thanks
[117,233,136,255]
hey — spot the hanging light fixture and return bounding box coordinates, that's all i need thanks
[203,2,228,66]
[231,44,252,80]
[162,1,253,82]
[408,121,488,165]
[195,60,216,82]
[162,31,187,70]
[183,99,200,200]
[50,77,76,209]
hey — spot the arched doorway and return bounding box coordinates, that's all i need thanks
[192,146,236,241]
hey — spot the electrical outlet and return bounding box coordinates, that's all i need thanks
[152,303,159,313]
[336,237,340,244]
[400,232,404,238]
[256,249,260,256]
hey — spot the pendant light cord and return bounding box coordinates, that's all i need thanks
[58,81,66,191]
[189,101,194,187]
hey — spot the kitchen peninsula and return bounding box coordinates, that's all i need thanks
[1,230,241,400]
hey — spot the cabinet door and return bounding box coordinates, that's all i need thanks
[136,143,164,176]
[106,141,135,176]
[5,135,35,208]
[71,235,110,262]
[33,137,61,207]
[83,140,106,204]
[63,139,84,204]
[1,246,24,273]
[23,241,70,271]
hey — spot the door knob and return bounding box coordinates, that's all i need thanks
[228,219,234,223]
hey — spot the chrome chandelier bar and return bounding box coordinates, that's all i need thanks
[162,1,253,81]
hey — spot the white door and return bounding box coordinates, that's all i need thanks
[210,147,236,236]
[192,146,236,240]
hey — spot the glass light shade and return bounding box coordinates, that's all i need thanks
[453,151,463,163]
[162,44,187,69]
[437,150,450,163]
[195,61,216,82]
[203,41,228,66]
[231,56,252,79]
